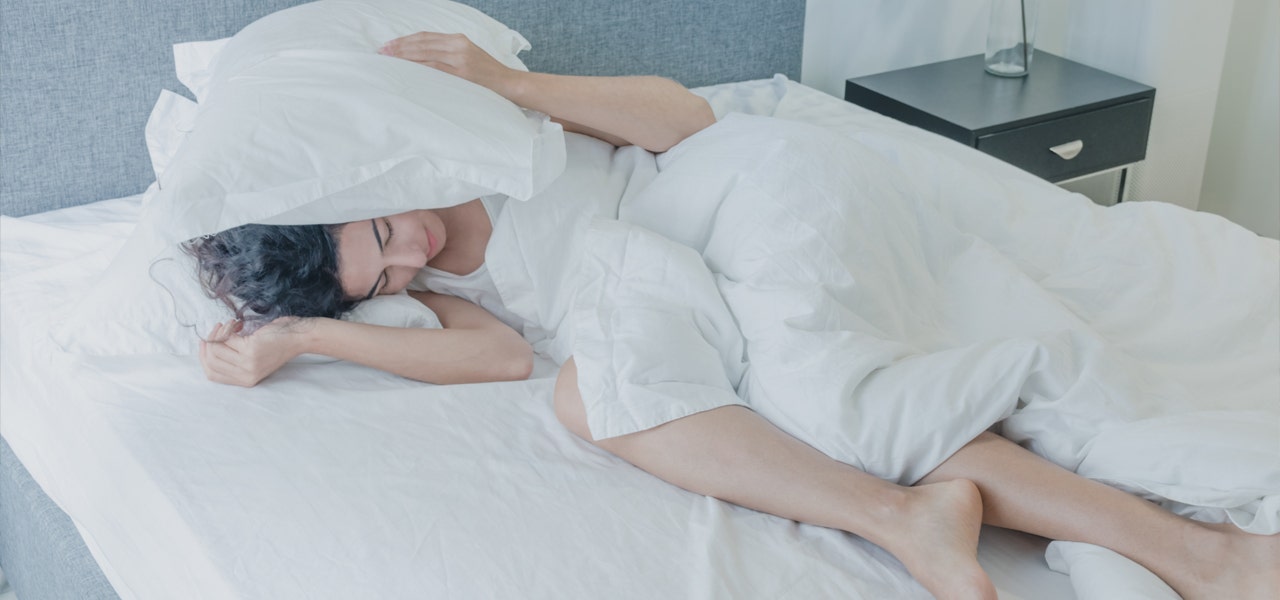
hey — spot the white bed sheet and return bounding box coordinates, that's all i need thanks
[0,77,1163,600]
[0,198,1073,598]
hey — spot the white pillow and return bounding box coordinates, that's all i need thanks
[172,38,230,104]
[1044,541,1180,600]
[173,0,531,105]
[143,90,198,186]
[145,0,566,245]
[142,93,442,347]
[55,0,546,356]
[190,0,531,96]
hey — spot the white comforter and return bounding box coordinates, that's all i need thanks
[488,90,1280,580]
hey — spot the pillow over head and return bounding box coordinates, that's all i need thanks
[180,0,532,104]
[55,0,558,355]
[148,0,565,244]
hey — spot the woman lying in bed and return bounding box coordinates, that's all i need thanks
[187,32,1277,600]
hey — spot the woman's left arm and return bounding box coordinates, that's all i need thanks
[199,292,533,387]
[379,32,715,152]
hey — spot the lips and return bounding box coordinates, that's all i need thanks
[425,226,438,259]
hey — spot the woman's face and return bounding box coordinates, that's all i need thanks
[335,209,445,300]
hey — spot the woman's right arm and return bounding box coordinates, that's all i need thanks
[379,32,715,152]
[200,292,533,387]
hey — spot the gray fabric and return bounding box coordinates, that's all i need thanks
[1,0,805,217]
[473,0,803,86]
[0,437,121,600]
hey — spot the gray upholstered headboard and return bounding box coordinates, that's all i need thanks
[0,0,805,217]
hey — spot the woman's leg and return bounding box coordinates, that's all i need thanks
[554,359,996,600]
[919,432,1280,600]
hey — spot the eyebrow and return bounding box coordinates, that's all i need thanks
[363,219,386,300]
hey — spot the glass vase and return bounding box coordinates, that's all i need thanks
[984,0,1039,77]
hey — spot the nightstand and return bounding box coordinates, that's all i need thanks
[844,51,1155,203]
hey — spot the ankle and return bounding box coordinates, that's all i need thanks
[1185,522,1228,563]
[839,482,915,543]
[851,481,972,547]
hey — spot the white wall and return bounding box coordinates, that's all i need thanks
[801,0,989,91]
[801,0,1236,211]
[1197,0,1280,239]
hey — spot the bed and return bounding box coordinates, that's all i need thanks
[2,1,1277,600]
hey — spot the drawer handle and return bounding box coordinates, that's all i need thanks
[1050,140,1084,160]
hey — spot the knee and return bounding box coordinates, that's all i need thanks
[553,358,594,442]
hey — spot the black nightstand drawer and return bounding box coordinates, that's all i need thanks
[976,98,1153,182]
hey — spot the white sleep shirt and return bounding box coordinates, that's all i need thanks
[407,133,660,342]
[407,195,528,333]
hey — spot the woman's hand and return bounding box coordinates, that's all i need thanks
[199,318,309,387]
[378,31,714,152]
[379,32,519,98]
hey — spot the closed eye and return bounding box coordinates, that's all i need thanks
[363,272,387,301]
[363,218,392,300]
[376,218,395,295]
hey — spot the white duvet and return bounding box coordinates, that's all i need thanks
[486,84,1280,593]
[493,104,1279,515]
[3,78,1277,600]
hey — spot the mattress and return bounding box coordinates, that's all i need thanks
[0,198,1072,597]
[7,76,1215,599]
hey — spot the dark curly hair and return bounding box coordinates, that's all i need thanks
[183,223,358,330]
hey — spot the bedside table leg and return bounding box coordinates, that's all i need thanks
[1115,167,1128,204]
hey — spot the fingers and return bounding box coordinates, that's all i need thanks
[205,320,240,344]
[199,319,301,387]
[377,31,514,95]
[378,31,469,61]
[200,321,256,386]
[201,339,250,385]
[200,344,241,385]
[378,32,494,79]
[202,322,292,388]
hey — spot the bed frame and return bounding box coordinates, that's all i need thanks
[0,1,805,598]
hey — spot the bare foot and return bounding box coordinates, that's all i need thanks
[876,479,996,600]
[1176,523,1280,600]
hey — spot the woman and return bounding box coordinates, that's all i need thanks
[191,32,1277,600]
